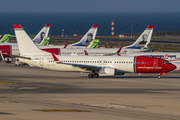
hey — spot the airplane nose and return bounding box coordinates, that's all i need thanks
[169,63,177,71]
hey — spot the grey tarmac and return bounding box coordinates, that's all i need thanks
[0,62,180,120]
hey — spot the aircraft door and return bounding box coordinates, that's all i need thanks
[103,60,106,65]
[39,58,44,66]
[153,59,158,67]
[99,60,102,65]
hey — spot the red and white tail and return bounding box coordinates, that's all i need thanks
[13,24,50,56]
[70,24,98,46]
[33,24,51,43]
[125,25,154,49]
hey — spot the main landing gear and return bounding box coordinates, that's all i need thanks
[158,75,161,79]
[88,73,99,78]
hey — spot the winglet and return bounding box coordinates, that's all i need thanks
[64,44,68,48]
[116,47,122,56]
[51,53,59,62]
[13,24,22,29]
[84,50,89,55]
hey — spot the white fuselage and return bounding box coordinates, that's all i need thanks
[20,55,135,73]
[9,45,147,56]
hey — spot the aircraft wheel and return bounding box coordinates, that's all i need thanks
[94,73,99,78]
[88,74,94,78]
[158,75,161,79]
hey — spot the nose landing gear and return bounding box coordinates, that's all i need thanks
[158,72,167,79]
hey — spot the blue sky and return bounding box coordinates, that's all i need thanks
[0,0,180,12]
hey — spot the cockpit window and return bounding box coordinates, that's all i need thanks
[163,61,170,64]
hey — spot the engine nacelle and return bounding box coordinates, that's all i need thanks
[99,67,115,76]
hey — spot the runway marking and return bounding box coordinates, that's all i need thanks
[0,83,16,85]
[3,97,178,120]
[34,109,89,112]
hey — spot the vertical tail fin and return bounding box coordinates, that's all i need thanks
[13,24,50,56]
[70,24,98,46]
[0,34,13,43]
[125,25,154,49]
[33,24,51,44]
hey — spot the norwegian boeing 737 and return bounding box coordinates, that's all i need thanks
[13,24,176,78]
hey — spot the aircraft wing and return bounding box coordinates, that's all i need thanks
[9,55,31,60]
[66,63,100,71]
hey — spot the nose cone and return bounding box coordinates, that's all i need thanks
[168,63,177,72]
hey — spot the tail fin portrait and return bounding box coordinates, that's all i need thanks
[33,24,51,44]
[125,25,154,49]
[70,24,98,46]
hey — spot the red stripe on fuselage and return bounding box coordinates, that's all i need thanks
[41,48,60,55]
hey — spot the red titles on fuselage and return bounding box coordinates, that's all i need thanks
[135,56,176,73]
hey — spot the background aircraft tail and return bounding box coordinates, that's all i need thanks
[0,34,13,43]
[33,24,51,44]
[125,25,154,49]
[70,24,98,46]
[14,24,50,56]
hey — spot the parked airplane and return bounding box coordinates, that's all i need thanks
[13,24,176,78]
[0,34,13,43]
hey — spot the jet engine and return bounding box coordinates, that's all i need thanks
[99,67,115,76]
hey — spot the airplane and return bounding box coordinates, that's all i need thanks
[13,24,176,78]
[0,25,153,63]
[0,34,13,43]
[127,52,180,72]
